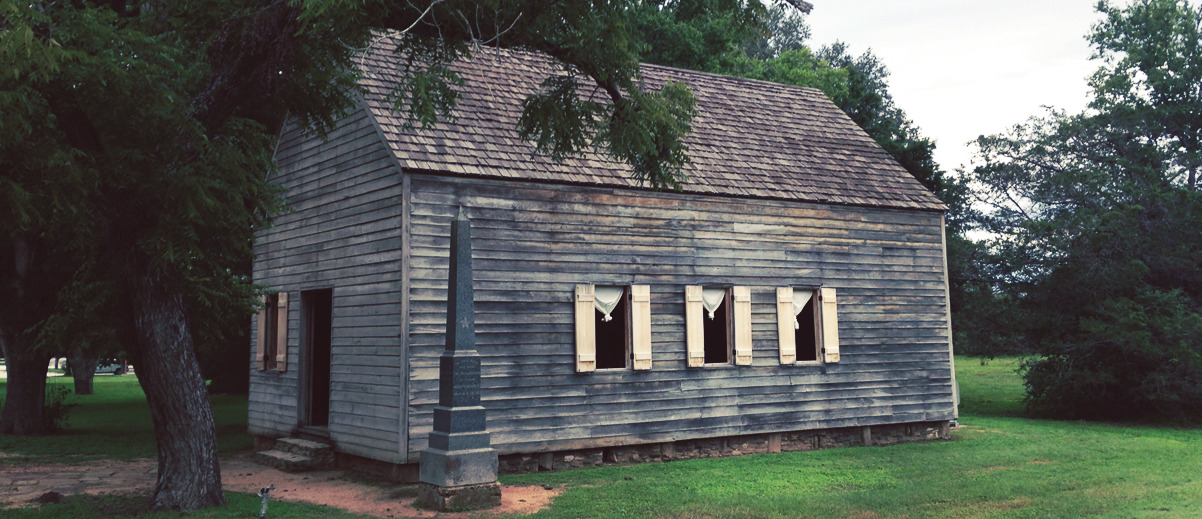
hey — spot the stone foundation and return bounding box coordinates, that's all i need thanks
[256,420,949,479]
[416,481,501,512]
[254,436,278,452]
[336,451,421,483]
[497,421,949,474]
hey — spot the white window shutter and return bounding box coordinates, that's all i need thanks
[776,287,796,364]
[574,285,596,372]
[733,286,752,365]
[275,292,289,372]
[631,285,652,370]
[256,295,268,371]
[685,286,705,367]
[820,287,840,363]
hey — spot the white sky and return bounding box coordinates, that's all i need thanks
[807,1,1104,173]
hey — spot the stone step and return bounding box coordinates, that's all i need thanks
[253,450,327,473]
[274,438,335,466]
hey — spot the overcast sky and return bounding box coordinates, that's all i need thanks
[807,1,1105,173]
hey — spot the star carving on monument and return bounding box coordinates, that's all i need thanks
[460,316,471,330]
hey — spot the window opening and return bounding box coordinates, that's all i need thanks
[265,293,280,370]
[702,288,732,364]
[794,290,819,362]
[594,286,630,369]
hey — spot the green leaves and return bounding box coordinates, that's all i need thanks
[742,47,848,99]
[633,0,769,72]
[518,74,600,162]
[0,1,59,82]
[1023,289,1202,419]
[391,64,465,130]
[383,35,469,132]
[1091,0,1202,188]
[518,71,698,190]
[597,81,698,190]
[965,1,1202,420]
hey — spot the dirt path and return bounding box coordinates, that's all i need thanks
[0,453,560,517]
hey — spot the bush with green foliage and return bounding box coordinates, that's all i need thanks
[0,384,75,434]
[1021,289,1202,419]
[968,0,1202,420]
[43,384,75,432]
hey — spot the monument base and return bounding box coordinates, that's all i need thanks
[417,481,501,512]
[419,446,498,487]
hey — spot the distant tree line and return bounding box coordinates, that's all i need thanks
[960,0,1202,420]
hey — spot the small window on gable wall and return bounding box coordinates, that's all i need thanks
[575,285,652,372]
[257,292,289,372]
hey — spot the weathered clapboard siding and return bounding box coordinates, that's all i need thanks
[249,101,409,463]
[403,174,954,460]
[250,43,958,470]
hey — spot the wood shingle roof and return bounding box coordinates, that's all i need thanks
[356,35,946,212]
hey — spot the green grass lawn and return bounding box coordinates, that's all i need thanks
[497,358,1201,518]
[0,375,252,462]
[4,357,1202,518]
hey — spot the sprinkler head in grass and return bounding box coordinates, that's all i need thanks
[257,484,275,518]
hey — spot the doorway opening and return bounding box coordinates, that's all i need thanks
[301,288,333,429]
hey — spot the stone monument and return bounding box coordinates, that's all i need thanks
[417,208,501,511]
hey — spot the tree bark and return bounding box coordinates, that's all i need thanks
[0,232,53,436]
[0,335,51,435]
[96,6,301,508]
[67,346,99,396]
[124,265,223,511]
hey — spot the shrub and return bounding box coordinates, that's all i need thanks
[1021,289,1202,421]
[44,385,75,432]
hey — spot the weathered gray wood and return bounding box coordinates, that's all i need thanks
[253,129,956,467]
[939,215,960,420]
[393,174,955,459]
[249,102,407,447]
[398,172,412,462]
[409,182,942,228]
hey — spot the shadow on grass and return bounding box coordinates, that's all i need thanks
[0,377,251,463]
[12,492,381,519]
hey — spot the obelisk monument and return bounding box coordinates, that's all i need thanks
[417,208,501,510]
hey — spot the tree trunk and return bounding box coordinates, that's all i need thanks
[124,266,224,511]
[1,231,54,435]
[67,347,99,396]
[0,334,51,435]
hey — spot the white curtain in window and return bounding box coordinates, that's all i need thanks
[594,286,624,322]
[702,288,726,320]
[793,290,813,330]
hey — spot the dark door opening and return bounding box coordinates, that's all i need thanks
[302,289,333,427]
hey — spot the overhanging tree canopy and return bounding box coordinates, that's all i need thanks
[0,0,808,510]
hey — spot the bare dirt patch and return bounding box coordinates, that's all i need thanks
[222,456,559,518]
[1,454,560,517]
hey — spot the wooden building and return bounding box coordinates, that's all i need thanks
[249,35,958,474]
